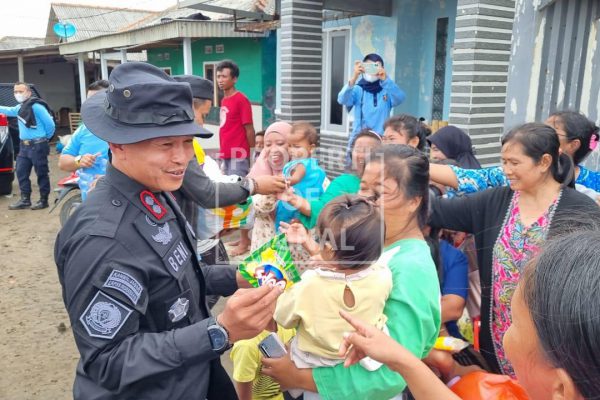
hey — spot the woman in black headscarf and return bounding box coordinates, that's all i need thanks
[428,126,481,169]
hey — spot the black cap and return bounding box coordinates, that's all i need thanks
[173,75,214,101]
[81,62,212,144]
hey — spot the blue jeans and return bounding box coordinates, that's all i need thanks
[16,140,50,196]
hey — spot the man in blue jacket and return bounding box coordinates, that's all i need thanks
[337,53,405,167]
[0,82,55,210]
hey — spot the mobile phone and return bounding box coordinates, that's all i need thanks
[258,332,287,358]
[362,62,379,75]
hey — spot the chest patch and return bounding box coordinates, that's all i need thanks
[165,240,192,273]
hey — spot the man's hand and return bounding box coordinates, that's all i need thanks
[349,60,365,86]
[254,175,286,195]
[79,153,100,169]
[235,270,253,288]
[217,284,282,343]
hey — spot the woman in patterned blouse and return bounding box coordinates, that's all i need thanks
[430,111,600,196]
[429,123,600,375]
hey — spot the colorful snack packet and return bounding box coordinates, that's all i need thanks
[238,234,301,290]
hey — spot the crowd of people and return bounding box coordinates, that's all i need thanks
[5,54,599,399]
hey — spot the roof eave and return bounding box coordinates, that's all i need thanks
[58,20,268,55]
[0,44,61,60]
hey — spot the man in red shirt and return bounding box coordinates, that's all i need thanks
[217,60,255,177]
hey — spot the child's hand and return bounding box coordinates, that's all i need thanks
[277,186,295,202]
[279,221,308,245]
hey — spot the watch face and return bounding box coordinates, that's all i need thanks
[208,326,227,350]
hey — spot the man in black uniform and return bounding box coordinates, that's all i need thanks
[54,62,281,400]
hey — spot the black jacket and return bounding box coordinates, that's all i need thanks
[18,97,54,129]
[55,165,238,399]
[430,186,600,372]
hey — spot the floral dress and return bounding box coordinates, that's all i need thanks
[490,190,560,376]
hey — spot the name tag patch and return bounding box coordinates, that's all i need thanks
[80,291,133,340]
[103,270,143,305]
[166,241,191,273]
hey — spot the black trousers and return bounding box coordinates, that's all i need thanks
[206,359,238,400]
[16,140,50,196]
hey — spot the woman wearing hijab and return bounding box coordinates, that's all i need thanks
[337,53,406,167]
[428,125,482,169]
[247,121,292,251]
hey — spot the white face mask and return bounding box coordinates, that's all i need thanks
[14,93,28,103]
[363,74,379,83]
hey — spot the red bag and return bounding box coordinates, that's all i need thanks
[449,371,529,399]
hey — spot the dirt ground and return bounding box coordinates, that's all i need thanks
[0,151,234,400]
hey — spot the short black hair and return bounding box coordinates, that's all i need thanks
[316,195,383,269]
[216,60,240,78]
[256,130,265,137]
[88,80,109,91]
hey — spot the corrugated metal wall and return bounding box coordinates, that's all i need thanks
[505,0,600,131]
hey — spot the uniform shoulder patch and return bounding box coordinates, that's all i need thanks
[103,269,143,305]
[80,291,133,339]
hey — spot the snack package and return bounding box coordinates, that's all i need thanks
[239,234,301,290]
[434,336,470,353]
[193,145,255,239]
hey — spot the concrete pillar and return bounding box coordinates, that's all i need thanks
[17,55,24,82]
[279,0,323,124]
[78,53,87,104]
[100,51,109,80]
[449,0,516,166]
[279,0,326,169]
[120,49,127,63]
[182,37,193,75]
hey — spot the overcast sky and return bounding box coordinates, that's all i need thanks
[0,0,177,38]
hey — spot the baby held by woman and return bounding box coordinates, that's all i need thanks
[275,195,393,396]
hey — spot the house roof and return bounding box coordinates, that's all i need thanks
[58,18,268,55]
[121,6,227,30]
[0,36,46,51]
[45,3,155,44]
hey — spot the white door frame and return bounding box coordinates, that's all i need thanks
[321,26,351,137]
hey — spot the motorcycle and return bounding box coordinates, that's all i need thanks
[49,172,82,226]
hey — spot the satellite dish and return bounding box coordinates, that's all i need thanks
[53,21,77,40]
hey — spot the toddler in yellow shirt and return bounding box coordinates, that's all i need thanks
[274,195,392,372]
